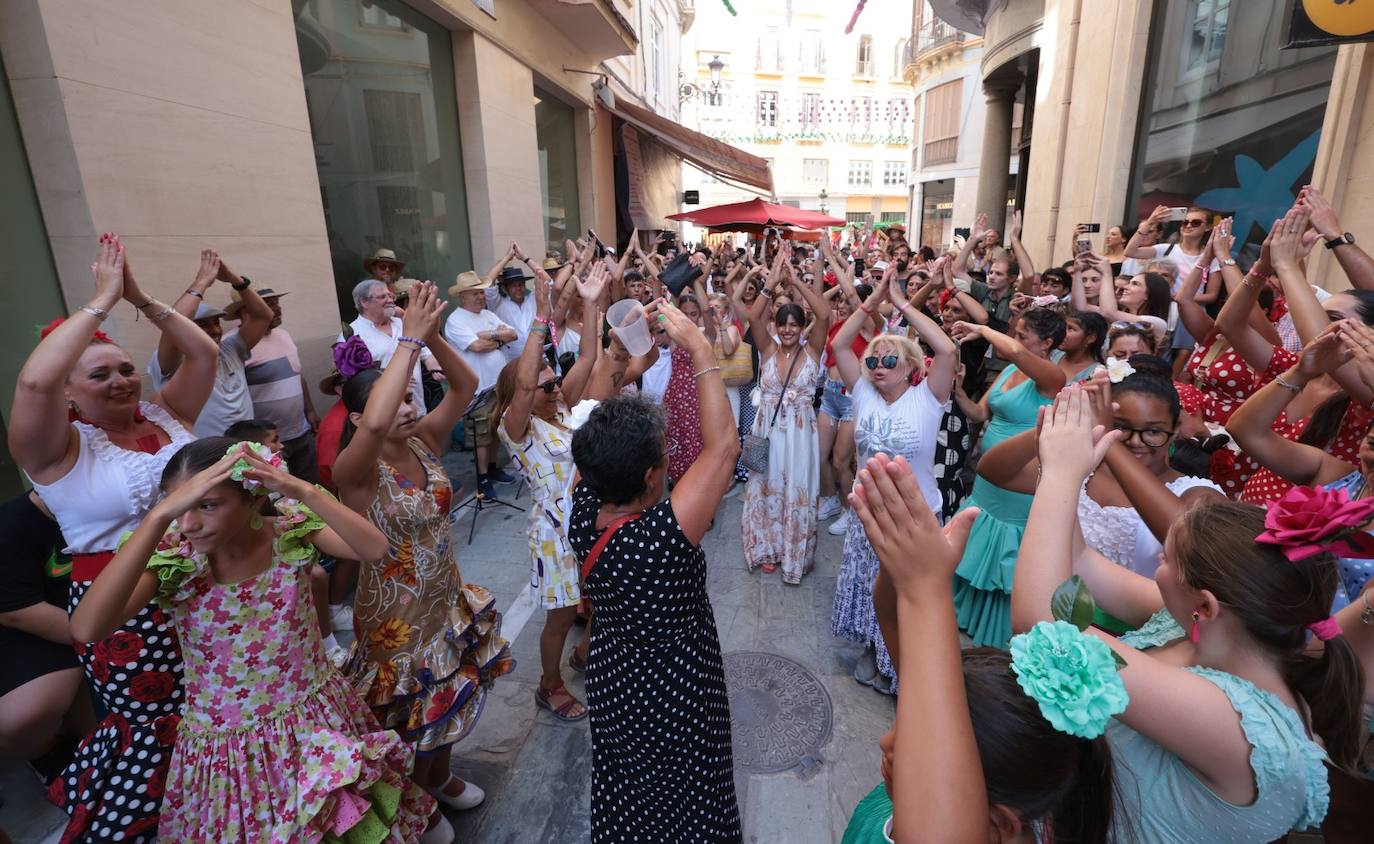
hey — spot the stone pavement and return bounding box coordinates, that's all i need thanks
[0,453,895,843]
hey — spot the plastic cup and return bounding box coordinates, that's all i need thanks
[608,299,654,356]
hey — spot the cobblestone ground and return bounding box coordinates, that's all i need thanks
[0,451,894,843]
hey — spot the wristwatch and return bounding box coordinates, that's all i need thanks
[1325,232,1356,250]
[231,275,252,291]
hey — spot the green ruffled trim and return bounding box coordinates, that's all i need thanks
[272,487,330,565]
[128,528,205,608]
[1117,607,1185,651]
[322,780,403,844]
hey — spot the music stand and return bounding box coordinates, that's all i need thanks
[452,387,523,544]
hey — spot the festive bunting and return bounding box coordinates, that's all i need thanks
[844,1,868,34]
[722,0,737,16]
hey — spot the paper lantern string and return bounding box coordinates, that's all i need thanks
[722,0,737,16]
[844,0,868,34]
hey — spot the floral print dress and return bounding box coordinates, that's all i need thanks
[143,496,433,843]
[347,438,513,753]
[497,412,581,609]
[742,350,821,583]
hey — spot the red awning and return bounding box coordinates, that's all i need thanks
[667,198,845,231]
[604,96,773,192]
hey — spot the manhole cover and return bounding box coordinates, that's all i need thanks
[725,651,833,776]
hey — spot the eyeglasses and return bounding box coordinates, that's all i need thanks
[1181,219,1206,228]
[864,354,900,371]
[1113,423,1173,448]
[366,293,395,302]
[536,376,563,394]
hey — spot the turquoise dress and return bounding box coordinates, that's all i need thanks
[952,365,1055,647]
[1109,610,1330,841]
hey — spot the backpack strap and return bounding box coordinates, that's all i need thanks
[580,513,642,581]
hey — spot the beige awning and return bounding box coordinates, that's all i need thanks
[604,94,774,192]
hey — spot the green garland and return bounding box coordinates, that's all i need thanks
[722,0,737,15]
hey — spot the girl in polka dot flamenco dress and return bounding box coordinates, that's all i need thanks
[70,440,434,843]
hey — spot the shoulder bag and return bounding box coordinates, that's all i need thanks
[739,349,802,474]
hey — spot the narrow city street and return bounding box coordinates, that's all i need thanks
[0,454,894,843]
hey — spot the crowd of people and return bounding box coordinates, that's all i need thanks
[3,180,1374,843]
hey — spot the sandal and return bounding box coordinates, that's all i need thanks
[568,649,588,674]
[535,682,588,721]
[759,563,777,574]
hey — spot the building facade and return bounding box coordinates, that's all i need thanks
[0,0,759,494]
[928,0,1367,284]
[678,0,914,232]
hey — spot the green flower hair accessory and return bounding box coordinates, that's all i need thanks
[1009,620,1129,739]
[226,442,282,496]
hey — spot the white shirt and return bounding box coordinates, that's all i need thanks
[641,344,673,404]
[1140,243,1219,294]
[493,294,537,362]
[340,316,434,417]
[444,307,513,393]
[850,377,945,514]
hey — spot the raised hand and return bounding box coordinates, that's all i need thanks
[850,453,979,595]
[400,281,444,341]
[91,233,127,309]
[533,268,554,317]
[238,447,313,502]
[1296,322,1354,380]
[949,320,984,344]
[151,446,244,521]
[1268,207,1311,271]
[1009,209,1024,241]
[645,298,707,352]
[1297,185,1342,239]
[1038,385,1120,483]
[577,263,609,302]
[1209,217,1234,261]
[120,240,147,304]
[194,248,221,288]
[1146,204,1172,226]
[971,212,989,241]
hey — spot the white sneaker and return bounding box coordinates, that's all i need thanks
[816,496,841,521]
[419,811,455,844]
[328,602,354,634]
[827,511,851,536]
[430,776,485,811]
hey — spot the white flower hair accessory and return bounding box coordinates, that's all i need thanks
[1104,358,1135,384]
[566,399,601,431]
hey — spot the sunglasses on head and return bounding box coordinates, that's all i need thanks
[1111,321,1151,331]
[864,354,900,371]
[536,376,563,394]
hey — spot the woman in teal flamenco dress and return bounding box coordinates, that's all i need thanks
[946,309,1069,648]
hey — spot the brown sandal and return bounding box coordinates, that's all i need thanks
[535,683,588,721]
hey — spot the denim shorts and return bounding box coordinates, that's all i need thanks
[820,378,853,422]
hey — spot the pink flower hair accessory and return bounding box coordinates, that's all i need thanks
[1307,617,1342,641]
[1255,485,1374,563]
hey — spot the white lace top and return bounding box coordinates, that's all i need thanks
[29,402,195,555]
[1077,475,1222,577]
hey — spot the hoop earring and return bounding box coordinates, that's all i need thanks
[1189,610,1201,644]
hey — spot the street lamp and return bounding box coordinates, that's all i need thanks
[818,188,828,215]
[680,55,726,103]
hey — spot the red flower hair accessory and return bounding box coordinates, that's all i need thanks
[1255,485,1374,563]
[41,316,112,344]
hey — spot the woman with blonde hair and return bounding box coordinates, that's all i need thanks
[829,268,958,693]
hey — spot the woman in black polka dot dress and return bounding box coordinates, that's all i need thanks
[568,302,742,843]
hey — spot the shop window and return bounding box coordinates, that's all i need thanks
[296,0,471,320]
[535,87,581,249]
[1127,0,1335,257]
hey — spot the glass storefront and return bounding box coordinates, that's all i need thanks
[1127,0,1336,260]
[294,0,472,320]
[534,87,581,250]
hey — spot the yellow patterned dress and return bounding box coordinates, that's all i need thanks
[497,412,581,609]
[347,438,513,753]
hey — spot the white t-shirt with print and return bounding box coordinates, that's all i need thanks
[850,377,944,514]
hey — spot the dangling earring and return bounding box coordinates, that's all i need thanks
[1189,610,1201,644]
[1167,439,1178,459]
[67,399,82,422]
[250,511,263,530]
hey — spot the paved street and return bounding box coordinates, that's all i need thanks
[0,452,894,843]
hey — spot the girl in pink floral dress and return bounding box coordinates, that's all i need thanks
[70,439,433,844]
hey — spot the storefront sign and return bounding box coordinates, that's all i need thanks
[1284,0,1374,48]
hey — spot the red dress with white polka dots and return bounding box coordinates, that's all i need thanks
[1239,348,1374,503]
[1174,336,1262,496]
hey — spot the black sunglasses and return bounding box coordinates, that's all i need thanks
[536,376,563,394]
[864,354,900,371]
[1181,219,1206,228]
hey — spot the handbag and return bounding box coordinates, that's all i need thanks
[740,349,802,473]
[717,336,754,387]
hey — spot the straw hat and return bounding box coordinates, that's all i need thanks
[224,287,288,320]
[363,248,405,273]
[542,257,564,271]
[391,278,422,301]
[447,270,489,297]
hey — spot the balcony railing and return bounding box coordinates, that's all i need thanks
[915,19,964,60]
[923,137,957,166]
[854,58,874,78]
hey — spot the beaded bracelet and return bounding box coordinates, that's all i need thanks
[531,322,550,335]
[397,335,426,349]
[1273,373,1304,393]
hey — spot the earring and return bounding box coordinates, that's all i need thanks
[67,399,82,422]
[1167,440,1178,458]
[250,511,263,530]
[1189,610,1201,644]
